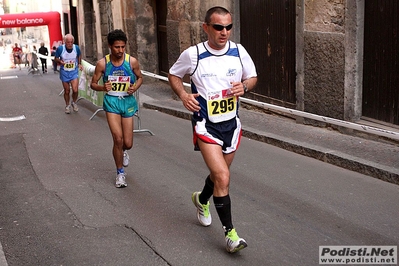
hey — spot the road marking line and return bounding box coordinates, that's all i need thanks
[0,115,26,121]
[0,76,18,79]
[0,241,8,266]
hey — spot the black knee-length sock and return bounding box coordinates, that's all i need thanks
[213,194,233,233]
[199,175,213,204]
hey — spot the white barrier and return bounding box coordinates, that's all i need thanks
[34,51,54,61]
[54,59,399,141]
[77,60,103,119]
[239,98,399,141]
[141,71,399,141]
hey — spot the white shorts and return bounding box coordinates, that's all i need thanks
[191,116,242,154]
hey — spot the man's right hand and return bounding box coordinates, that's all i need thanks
[104,81,112,92]
[181,93,201,112]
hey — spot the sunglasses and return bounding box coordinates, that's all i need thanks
[208,23,233,31]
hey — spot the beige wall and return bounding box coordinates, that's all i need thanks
[300,0,363,121]
[305,0,345,33]
[111,0,124,30]
[166,0,234,67]
[93,0,102,60]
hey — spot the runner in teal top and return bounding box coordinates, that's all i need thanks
[90,29,143,188]
[102,53,138,117]
[103,53,136,87]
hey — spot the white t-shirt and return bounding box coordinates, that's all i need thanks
[170,41,257,122]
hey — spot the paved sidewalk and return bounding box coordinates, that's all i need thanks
[139,80,399,185]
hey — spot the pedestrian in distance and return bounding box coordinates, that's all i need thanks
[38,42,49,73]
[51,46,58,73]
[28,45,39,73]
[12,43,22,70]
[54,34,83,114]
[22,44,30,67]
[20,27,26,38]
[168,6,257,253]
[90,29,143,188]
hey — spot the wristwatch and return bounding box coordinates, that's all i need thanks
[243,83,248,93]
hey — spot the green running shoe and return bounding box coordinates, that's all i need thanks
[225,228,247,253]
[191,191,211,226]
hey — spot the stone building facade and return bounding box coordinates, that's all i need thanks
[72,0,238,74]
[60,0,396,126]
[301,0,364,122]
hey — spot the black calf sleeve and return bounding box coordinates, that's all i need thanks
[199,175,214,204]
[213,195,233,231]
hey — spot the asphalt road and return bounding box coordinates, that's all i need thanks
[0,68,398,265]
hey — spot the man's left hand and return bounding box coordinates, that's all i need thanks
[230,81,246,96]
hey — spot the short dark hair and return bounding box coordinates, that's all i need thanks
[204,6,230,23]
[107,29,127,45]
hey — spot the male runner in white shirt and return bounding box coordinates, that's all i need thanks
[169,6,257,253]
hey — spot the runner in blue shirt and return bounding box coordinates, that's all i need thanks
[54,34,83,114]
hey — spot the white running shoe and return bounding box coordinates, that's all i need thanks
[123,150,129,167]
[65,105,71,114]
[115,173,127,188]
[71,102,79,112]
[191,191,211,226]
[225,228,247,253]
